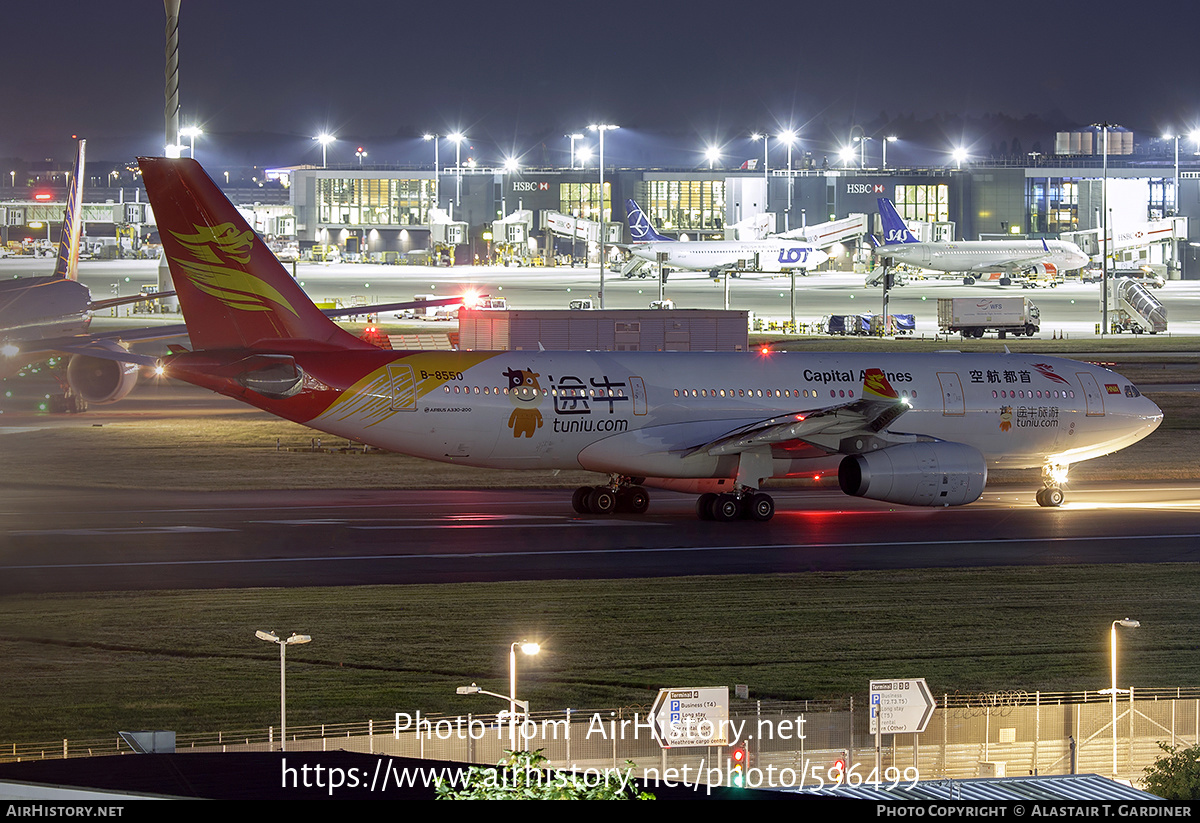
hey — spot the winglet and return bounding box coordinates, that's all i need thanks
[53,139,85,281]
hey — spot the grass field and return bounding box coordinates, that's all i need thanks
[3,565,1199,743]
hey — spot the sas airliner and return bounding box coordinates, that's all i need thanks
[136,158,1162,520]
[874,198,1090,286]
[621,199,828,279]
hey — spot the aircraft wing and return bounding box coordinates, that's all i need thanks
[689,369,912,457]
[966,255,1047,273]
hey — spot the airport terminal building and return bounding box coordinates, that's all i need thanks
[286,153,1196,278]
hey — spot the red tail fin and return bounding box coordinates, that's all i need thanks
[139,157,370,352]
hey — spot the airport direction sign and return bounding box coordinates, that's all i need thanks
[869,679,936,734]
[649,687,730,747]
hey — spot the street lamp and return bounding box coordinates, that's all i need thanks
[1109,618,1140,776]
[509,641,540,750]
[313,133,335,169]
[1162,133,1180,216]
[778,130,797,231]
[750,132,769,187]
[704,145,721,169]
[838,145,856,168]
[589,124,619,308]
[355,147,368,167]
[456,640,541,751]
[883,135,897,170]
[179,126,202,161]
[566,133,584,169]
[952,146,968,169]
[854,135,872,168]
[448,132,466,208]
[576,146,592,167]
[423,133,440,211]
[255,630,312,752]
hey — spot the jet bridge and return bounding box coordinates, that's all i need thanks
[776,213,868,248]
[1106,277,1167,334]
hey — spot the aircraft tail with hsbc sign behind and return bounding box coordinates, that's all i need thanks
[625,199,673,243]
[876,198,920,245]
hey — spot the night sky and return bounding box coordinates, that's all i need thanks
[4,0,1199,169]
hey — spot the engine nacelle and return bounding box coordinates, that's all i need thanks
[838,441,987,507]
[66,342,139,405]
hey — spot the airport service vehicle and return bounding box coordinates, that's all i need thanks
[135,158,1162,518]
[568,299,594,310]
[620,199,828,280]
[874,198,1089,286]
[937,298,1040,339]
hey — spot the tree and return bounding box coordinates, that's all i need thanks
[435,750,655,800]
[1143,742,1200,800]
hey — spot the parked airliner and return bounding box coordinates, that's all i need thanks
[621,199,828,279]
[137,158,1162,520]
[874,198,1090,285]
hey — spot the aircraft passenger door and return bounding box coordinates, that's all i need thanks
[936,372,965,416]
[1075,372,1105,416]
[628,376,648,416]
[387,363,418,411]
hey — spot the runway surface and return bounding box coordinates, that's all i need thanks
[4,482,1200,594]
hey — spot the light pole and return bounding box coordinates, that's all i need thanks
[356,147,368,167]
[1102,123,1110,335]
[179,126,202,161]
[566,133,584,169]
[705,145,720,170]
[854,135,872,168]
[883,135,897,170]
[750,132,768,186]
[952,146,968,169]
[256,630,312,752]
[313,133,335,169]
[449,132,465,209]
[589,124,619,308]
[423,133,440,212]
[509,641,540,750]
[779,130,797,231]
[1109,618,1140,776]
[1162,133,1180,216]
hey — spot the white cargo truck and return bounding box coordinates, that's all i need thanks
[937,297,1040,339]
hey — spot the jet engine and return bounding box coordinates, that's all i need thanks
[65,341,139,405]
[838,441,987,507]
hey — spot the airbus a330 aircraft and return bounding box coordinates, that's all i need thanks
[874,198,1090,285]
[138,158,1161,520]
[621,199,828,279]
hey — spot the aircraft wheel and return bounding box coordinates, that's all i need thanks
[696,493,717,521]
[711,494,742,522]
[1037,487,1064,508]
[747,492,775,522]
[572,486,593,514]
[587,487,618,515]
[623,486,650,515]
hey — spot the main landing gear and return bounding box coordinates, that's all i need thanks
[570,479,776,521]
[572,480,649,515]
[1036,462,1068,507]
[696,490,775,522]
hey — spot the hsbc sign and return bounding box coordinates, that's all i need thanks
[512,181,551,192]
[846,183,887,195]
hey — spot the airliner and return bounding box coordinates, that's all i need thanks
[137,158,1162,520]
[874,198,1090,286]
[621,199,828,279]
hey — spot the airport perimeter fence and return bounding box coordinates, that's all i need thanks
[7,687,1200,789]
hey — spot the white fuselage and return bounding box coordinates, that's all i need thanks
[628,239,829,274]
[878,240,1089,275]
[291,350,1161,484]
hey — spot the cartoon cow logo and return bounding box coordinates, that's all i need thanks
[999,405,1013,432]
[504,367,544,438]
